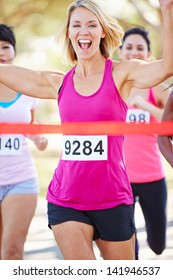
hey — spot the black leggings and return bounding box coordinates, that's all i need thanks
[131,178,167,259]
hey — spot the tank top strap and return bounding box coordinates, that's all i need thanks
[104,58,113,83]
[64,66,75,83]
[58,66,76,98]
[147,88,158,106]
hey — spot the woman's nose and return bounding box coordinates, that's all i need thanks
[79,26,89,34]
[130,49,140,57]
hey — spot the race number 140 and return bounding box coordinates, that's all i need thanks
[0,135,23,155]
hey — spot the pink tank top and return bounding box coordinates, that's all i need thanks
[46,59,133,210]
[124,88,165,183]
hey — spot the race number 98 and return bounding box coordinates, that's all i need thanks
[126,109,150,123]
[62,135,108,161]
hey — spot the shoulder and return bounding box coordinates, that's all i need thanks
[111,59,146,100]
[45,70,65,86]
[112,58,143,71]
[112,59,143,83]
[111,60,135,93]
[41,70,66,98]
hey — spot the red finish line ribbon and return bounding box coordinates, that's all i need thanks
[0,121,173,135]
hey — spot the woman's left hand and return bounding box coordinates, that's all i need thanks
[33,135,48,151]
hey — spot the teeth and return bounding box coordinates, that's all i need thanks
[79,40,91,43]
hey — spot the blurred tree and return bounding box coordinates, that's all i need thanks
[0,0,72,31]
[120,0,161,29]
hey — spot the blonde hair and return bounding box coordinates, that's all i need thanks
[58,0,124,65]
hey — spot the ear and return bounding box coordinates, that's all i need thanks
[101,31,105,39]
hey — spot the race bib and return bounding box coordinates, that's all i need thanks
[62,135,108,161]
[126,109,150,123]
[0,135,23,155]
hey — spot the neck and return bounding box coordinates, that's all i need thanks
[75,55,106,78]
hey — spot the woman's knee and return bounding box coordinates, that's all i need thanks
[2,242,23,260]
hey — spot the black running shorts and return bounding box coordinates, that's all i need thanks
[48,203,136,241]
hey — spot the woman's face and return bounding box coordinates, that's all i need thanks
[68,7,105,60]
[119,34,150,61]
[0,41,15,64]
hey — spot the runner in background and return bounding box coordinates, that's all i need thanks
[0,0,173,259]
[118,27,171,259]
[0,24,48,259]
[158,90,173,167]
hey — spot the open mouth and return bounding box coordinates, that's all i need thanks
[78,39,92,50]
[0,59,6,63]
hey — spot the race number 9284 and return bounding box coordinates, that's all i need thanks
[62,135,108,161]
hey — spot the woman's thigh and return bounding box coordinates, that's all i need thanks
[1,178,38,246]
[96,234,135,260]
[91,204,136,259]
[48,203,136,260]
[1,193,37,249]
[52,221,96,260]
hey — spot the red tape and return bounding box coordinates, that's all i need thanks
[0,121,173,135]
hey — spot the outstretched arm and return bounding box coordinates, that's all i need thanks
[0,64,64,99]
[158,90,173,167]
[122,0,173,90]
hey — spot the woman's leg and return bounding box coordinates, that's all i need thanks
[51,221,96,260]
[131,184,140,260]
[139,178,167,255]
[95,234,135,260]
[1,193,37,259]
[93,204,136,260]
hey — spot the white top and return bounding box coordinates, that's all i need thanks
[0,94,38,186]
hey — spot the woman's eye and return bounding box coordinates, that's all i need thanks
[138,48,144,51]
[3,46,10,49]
